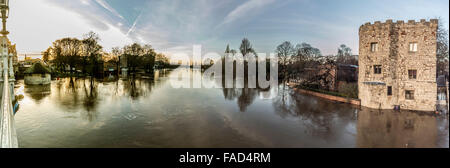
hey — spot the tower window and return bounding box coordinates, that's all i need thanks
[409,42,418,52]
[387,86,392,96]
[405,90,414,100]
[371,42,379,52]
[374,65,382,74]
[408,70,417,79]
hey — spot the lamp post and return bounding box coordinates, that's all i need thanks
[0,0,9,37]
[0,0,12,78]
[0,0,8,78]
[0,0,12,91]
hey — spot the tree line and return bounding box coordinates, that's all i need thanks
[42,31,172,78]
[218,38,356,90]
[275,41,357,89]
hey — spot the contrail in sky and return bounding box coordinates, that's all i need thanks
[126,11,143,36]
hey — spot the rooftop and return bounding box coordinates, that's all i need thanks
[23,62,51,74]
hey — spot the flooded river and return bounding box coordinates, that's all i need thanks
[13,68,449,148]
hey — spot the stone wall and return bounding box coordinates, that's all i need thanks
[293,88,361,106]
[25,74,51,85]
[358,19,438,112]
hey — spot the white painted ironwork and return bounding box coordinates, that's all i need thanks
[0,0,17,148]
[0,36,17,148]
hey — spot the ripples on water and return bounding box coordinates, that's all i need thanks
[13,68,449,148]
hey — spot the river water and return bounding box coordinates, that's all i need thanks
[13,68,449,148]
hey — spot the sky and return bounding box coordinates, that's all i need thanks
[8,0,450,58]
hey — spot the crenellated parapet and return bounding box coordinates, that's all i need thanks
[360,19,438,32]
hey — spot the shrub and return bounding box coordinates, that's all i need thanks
[337,82,358,99]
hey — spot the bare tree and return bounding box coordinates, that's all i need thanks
[239,38,257,57]
[302,56,337,91]
[230,49,237,57]
[82,31,103,78]
[142,44,156,73]
[123,43,144,76]
[121,43,156,76]
[276,41,295,82]
[293,43,321,66]
[437,19,449,77]
[316,56,337,91]
[59,38,83,75]
[50,41,64,72]
[290,42,322,81]
[111,47,122,76]
[42,47,52,63]
[336,44,356,65]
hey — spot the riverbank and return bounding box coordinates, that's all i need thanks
[46,66,180,79]
[288,83,361,106]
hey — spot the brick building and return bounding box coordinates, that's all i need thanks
[358,19,438,112]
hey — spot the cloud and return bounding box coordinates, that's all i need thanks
[221,0,276,25]
[125,0,225,54]
[44,0,120,31]
[94,0,125,19]
[80,0,90,5]
[9,0,132,53]
[10,0,448,57]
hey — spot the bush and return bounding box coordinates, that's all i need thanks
[337,82,358,99]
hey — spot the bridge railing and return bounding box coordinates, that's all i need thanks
[0,37,18,148]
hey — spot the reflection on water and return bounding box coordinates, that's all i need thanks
[14,68,448,148]
[356,108,448,148]
[273,88,359,143]
[222,88,260,112]
[24,84,51,103]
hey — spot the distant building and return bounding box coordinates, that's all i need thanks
[104,60,118,76]
[119,55,128,77]
[24,62,52,85]
[299,63,358,91]
[337,64,359,83]
[16,57,43,78]
[359,19,438,112]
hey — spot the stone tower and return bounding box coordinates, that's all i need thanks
[358,19,438,112]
